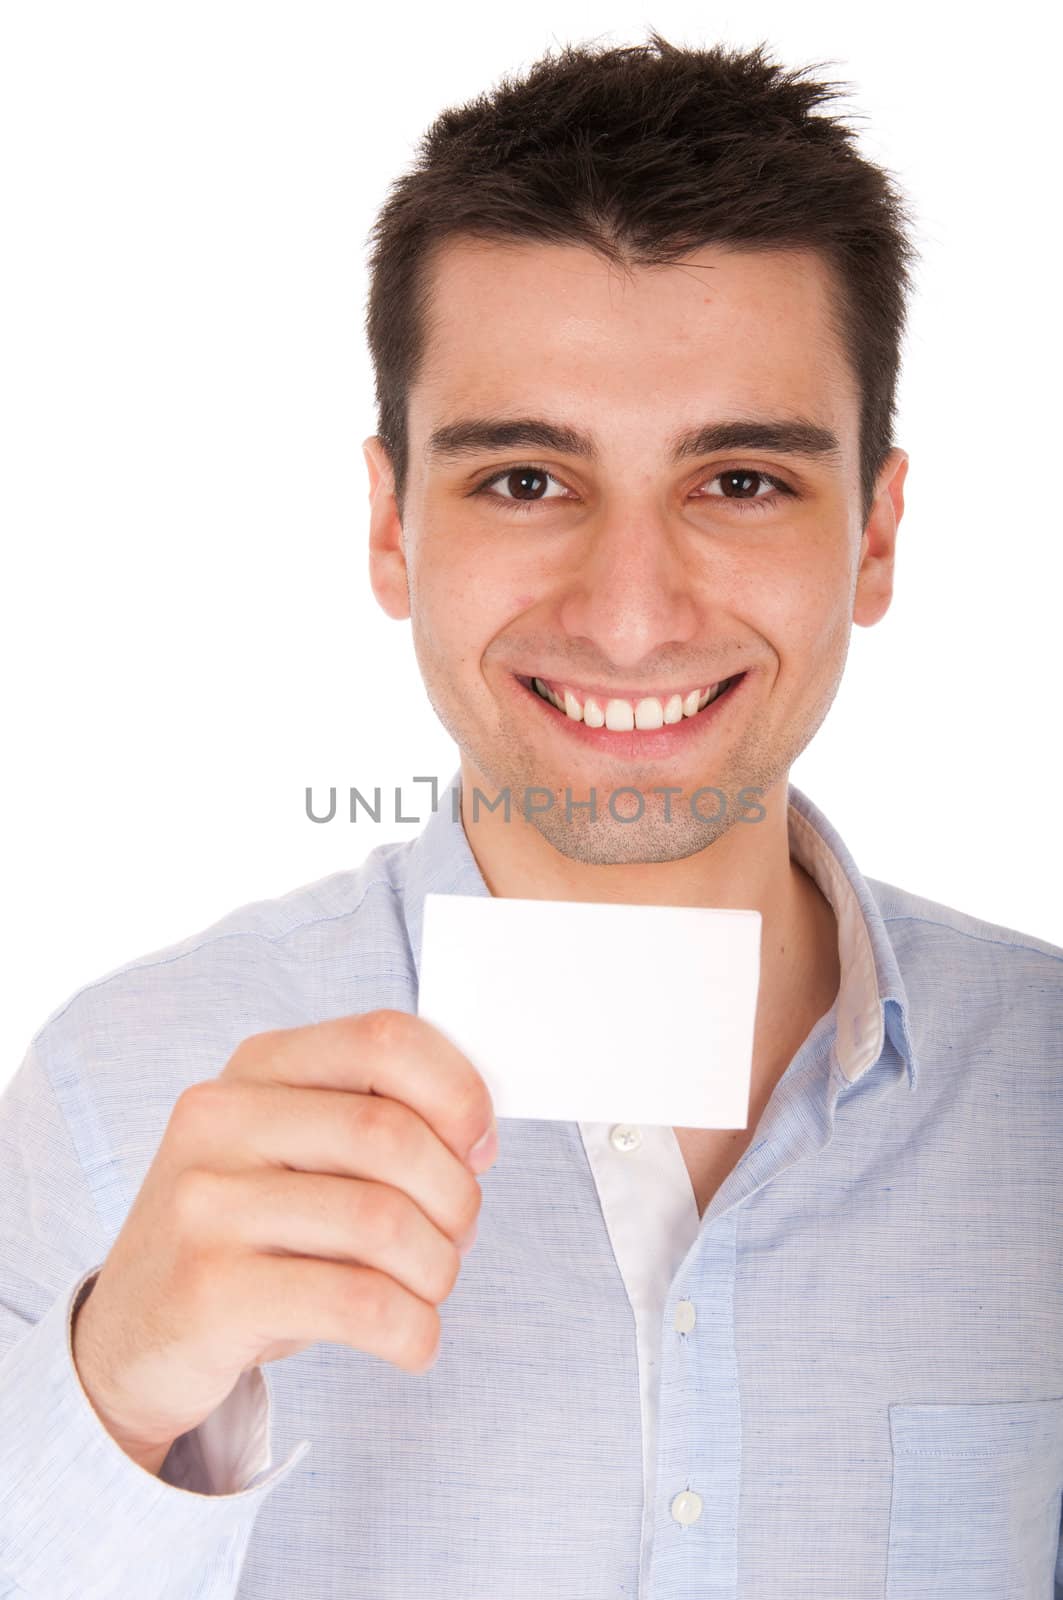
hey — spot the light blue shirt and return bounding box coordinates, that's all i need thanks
[1,769,1061,1599]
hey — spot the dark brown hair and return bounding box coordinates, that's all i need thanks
[364,31,919,528]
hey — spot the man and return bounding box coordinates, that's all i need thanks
[2,31,1060,1600]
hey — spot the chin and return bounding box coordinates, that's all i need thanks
[526,807,738,866]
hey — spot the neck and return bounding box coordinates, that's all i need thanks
[456,758,843,1092]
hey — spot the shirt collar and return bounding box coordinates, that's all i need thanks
[403,769,919,1094]
[785,784,919,1092]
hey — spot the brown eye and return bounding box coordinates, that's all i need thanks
[701,469,794,513]
[472,465,567,508]
[719,470,766,498]
[499,468,550,501]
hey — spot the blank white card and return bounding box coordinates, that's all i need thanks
[417,892,762,1129]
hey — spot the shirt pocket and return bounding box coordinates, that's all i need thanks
[885,1397,1063,1599]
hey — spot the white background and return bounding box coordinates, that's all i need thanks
[2,3,1060,1085]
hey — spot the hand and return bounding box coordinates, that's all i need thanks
[71,1009,497,1474]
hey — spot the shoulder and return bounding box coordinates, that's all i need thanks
[866,877,1062,967]
[29,837,418,1089]
[865,876,1062,1050]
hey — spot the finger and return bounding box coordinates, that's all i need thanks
[183,1165,464,1306]
[220,1010,496,1172]
[171,1078,482,1248]
[220,1249,443,1374]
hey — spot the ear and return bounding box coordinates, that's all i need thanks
[363,436,411,621]
[853,447,909,628]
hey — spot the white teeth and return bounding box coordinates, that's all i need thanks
[605,698,635,731]
[533,677,562,711]
[563,688,583,722]
[531,675,732,728]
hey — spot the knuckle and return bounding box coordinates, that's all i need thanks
[169,1230,223,1326]
[362,1185,404,1249]
[170,1080,240,1153]
[345,1263,388,1329]
[223,1030,274,1076]
[172,1165,225,1233]
[354,1093,404,1160]
[359,1007,412,1053]
[345,1267,439,1372]
[172,1080,215,1133]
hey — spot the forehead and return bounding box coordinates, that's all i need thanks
[408,236,858,447]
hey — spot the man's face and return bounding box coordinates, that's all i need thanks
[365,238,906,865]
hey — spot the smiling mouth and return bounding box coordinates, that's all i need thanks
[517,672,745,730]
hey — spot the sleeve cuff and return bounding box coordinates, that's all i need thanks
[158,1363,275,1496]
[0,1265,312,1598]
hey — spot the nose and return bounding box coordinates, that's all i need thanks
[557,509,699,668]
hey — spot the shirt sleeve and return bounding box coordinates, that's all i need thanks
[0,1037,312,1599]
[70,1271,278,1499]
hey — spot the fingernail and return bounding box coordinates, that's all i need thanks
[458,1223,478,1258]
[466,1118,498,1174]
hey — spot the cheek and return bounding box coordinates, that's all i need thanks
[419,548,474,616]
[418,561,508,661]
[743,558,849,661]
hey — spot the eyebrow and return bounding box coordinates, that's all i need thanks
[425,414,843,466]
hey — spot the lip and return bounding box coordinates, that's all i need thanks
[510,669,749,759]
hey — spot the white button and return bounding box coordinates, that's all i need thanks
[674,1299,696,1334]
[610,1124,642,1152]
[670,1489,703,1525]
